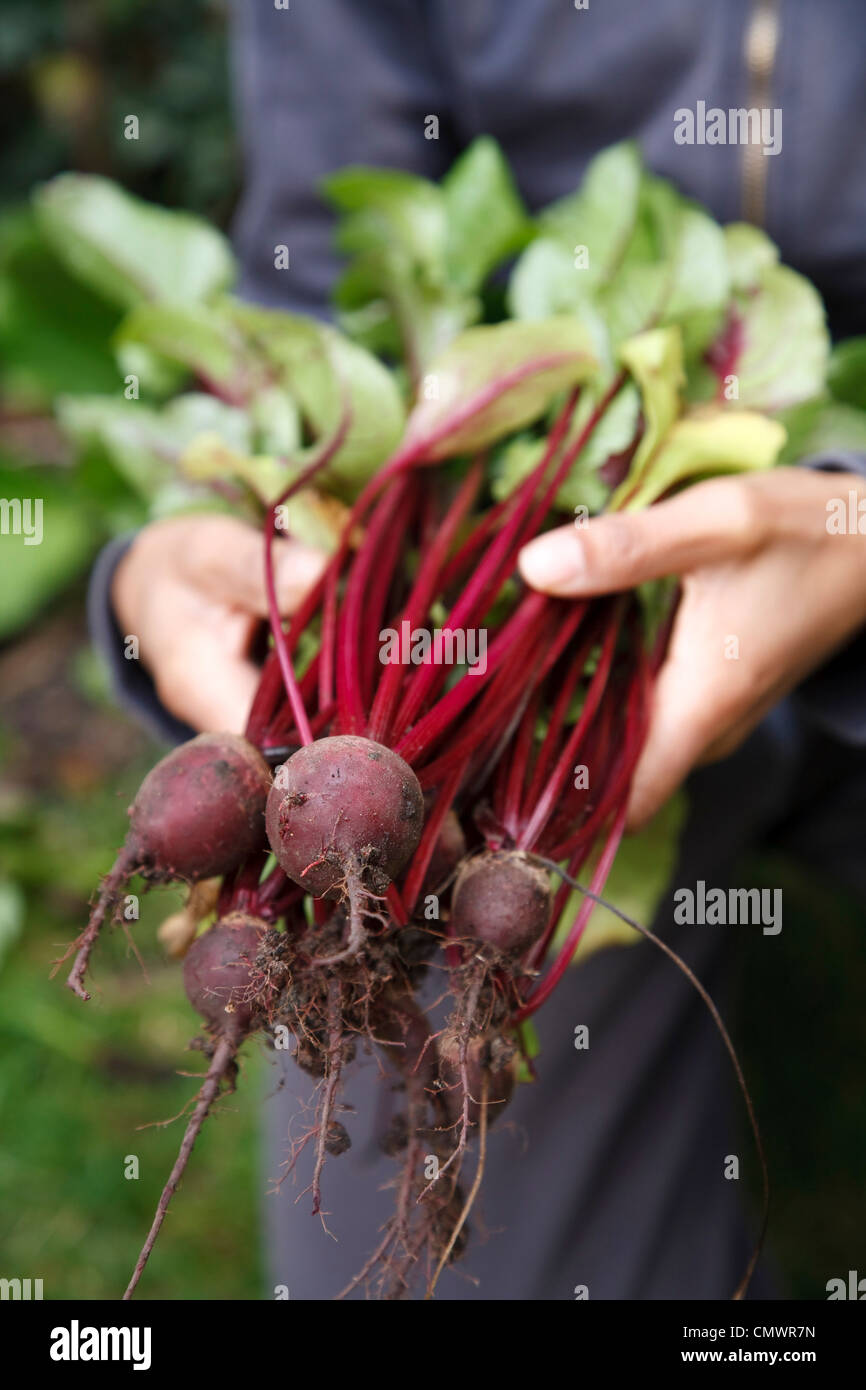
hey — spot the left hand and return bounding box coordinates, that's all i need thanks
[518,468,866,830]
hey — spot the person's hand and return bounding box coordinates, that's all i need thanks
[518,468,866,830]
[112,515,328,733]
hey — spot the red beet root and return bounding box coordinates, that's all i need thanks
[65,733,271,1001]
[127,733,271,883]
[450,850,551,957]
[183,912,269,1037]
[125,912,270,1301]
[266,735,424,898]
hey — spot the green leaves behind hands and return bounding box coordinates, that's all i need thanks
[34,175,235,310]
[57,393,251,516]
[777,397,866,464]
[609,325,784,509]
[826,337,866,413]
[325,137,532,372]
[510,142,643,315]
[777,335,866,462]
[107,298,406,496]
[179,434,350,552]
[440,136,533,291]
[491,380,641,515]
[114,301,256,399]
[0,208,121,408]
[509,143,729,362]
[709,223,830,412]
[403,317,598,461]
[615,406,786,511]
[225,301,405,493]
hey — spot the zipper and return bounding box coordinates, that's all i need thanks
[741,0,782,226]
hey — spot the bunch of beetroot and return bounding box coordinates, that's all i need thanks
[52,137,812,1300]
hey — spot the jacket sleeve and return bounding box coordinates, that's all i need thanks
[87,533,195,747]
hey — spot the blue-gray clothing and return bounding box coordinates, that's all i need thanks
[89,0,866,1298]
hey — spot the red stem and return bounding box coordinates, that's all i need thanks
[511,803,627,1024]
[396,591,548,766]
[401,762,467,916]
[518,600,623,852]
[392,391,581,735]
[367,459,484,745]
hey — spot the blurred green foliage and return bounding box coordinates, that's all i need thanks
[0,0,240,645]
[0,0,237,222]
[0,566,270,1295]
[0,0,261,1301]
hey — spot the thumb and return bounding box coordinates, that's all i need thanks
[518,479,764,597]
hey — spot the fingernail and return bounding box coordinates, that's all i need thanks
[518,530,586,593]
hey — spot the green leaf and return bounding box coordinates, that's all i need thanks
[57,393,251,511]
[661,203,729,356]
[489,435,548,503]
[598,178,729,354]
[609,327,684,508]
[0,879,25,972]
[557,381,643,512]
[730,263,829,411]
[778,397,866,463]
[491,381,641,515]
[508,236,587,320]
[442,136,532,292]
[0,463,99,638]
[618,406,786,511]
[508,144,643,324]
[827,337,866,411]
[403,318,599,461]
[538,141,644,288]
[323,156,521,371]
[114,300,249,390]
[249,385,303,456]
[723,222,779,293]
[713,237,830,413]
[0,208,121,407]
[323,166,447,278]
[227,303,406,492]
[34,174,235,309]
[112,341,189,400]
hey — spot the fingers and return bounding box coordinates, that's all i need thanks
[178,516,328,617]
[625,655,710,830]
[152,611,262,735]
[518,477,768,597]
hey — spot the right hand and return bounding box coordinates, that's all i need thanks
[111,514,328,733]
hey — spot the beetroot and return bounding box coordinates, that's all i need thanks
[266,735,424,897]
[64,733,272,1001]
[127,733,271,883]
[125,912,271,1301]
[183,912,269,1037]
[450,850,551,957]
